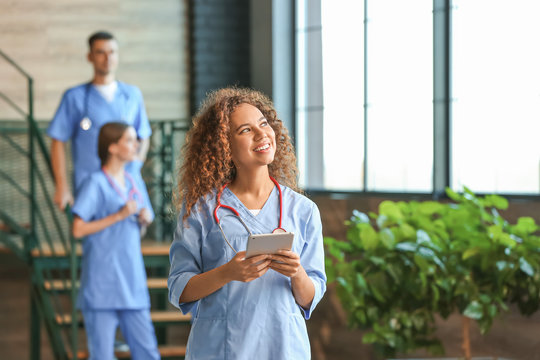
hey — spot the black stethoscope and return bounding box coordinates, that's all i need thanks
[80,82,129,131]
[213,176,286,254]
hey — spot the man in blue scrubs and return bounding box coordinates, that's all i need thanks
[47,30,152,354]
[48,31,151,210]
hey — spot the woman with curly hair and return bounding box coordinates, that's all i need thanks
[168,87,326,359]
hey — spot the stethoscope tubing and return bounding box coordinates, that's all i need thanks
[102,168,143,206]
[82,82,129,128]
[214,176,285,254]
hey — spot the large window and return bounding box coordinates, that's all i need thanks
[452,0,540,194]
[366,1,433,192]
[297,0,432,192]
[297,0,540,195]
[320,0,364,190]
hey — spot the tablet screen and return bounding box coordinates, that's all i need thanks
[245,232,294,258]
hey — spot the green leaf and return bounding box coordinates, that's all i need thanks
[352,209,370,224]
[498,233,516,248]
[484,194,509,210]
[325,258,336,282]
[400,223,416,239]
[519,257,534,276]
[496,260,510,271]
[445,187,462,201]
[360,225,378,250]
[379,200,404,220]
[369,256,385,266]
[376,214,389,228]
[385,264,401,283]
[395,242,417,252]
[516,217,538,235]
[336,276,349,290]
[463,301,483,319]
[479,294,491,304]
[324,236,335,246]
[416,229,431,245]
[487,304,497,318]
[362,332,378,344]
[488,225,503,241]
[355,309,367,324]
[418,201,444,215]
[414,254,430,273]
[462,247,480,260]
[380,228,396,249]
[369,284,386,302]
[431,284,440,306]
[356,273,368,291]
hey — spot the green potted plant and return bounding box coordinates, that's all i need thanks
[324,187,540,359]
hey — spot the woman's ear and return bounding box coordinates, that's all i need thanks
[108,142,118,157]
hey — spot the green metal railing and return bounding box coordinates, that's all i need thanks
[0,49,80,359]
[144,119,189,242]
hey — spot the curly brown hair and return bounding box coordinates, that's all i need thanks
[175,87,299,219]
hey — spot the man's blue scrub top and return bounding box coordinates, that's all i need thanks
[72,170,154,310]
[47,81,152,192]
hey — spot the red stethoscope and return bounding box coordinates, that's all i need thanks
[102,168,143,220]
[213,176,286,253]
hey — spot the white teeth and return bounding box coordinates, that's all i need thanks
[254,144,270,152]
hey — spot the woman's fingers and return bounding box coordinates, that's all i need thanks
[269,252,301,277]
[228,252,271,282]
[274,249,299,259]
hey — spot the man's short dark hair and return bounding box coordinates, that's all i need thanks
[88,31,115,50]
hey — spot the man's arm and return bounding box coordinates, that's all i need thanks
[137,137,150,162]
[50,139,73,210]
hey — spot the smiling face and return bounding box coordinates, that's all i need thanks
[110,126,139,162]
[229,103,276,171]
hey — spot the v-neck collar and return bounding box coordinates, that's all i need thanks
[102,170,133,199]
[222,185,279,233]
[91,82,120,104]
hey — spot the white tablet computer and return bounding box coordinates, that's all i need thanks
[245,232,294,258]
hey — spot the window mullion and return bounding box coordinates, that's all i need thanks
[433,0,452,198]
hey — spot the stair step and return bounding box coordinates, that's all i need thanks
[31,240,170,258]
[44,278,168,291]
[0,229,25,254]
[0,222,30,234]
[68,345,186,359]
[56,310,191,326]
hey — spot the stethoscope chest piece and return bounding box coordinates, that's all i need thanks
[80,117,92,130]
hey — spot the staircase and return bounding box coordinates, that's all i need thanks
[34,241,190,359]
[0,50,190,359]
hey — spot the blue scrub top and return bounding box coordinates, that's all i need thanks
[168,185,327,360]
[47,81,152,192]
[72,170,154,310]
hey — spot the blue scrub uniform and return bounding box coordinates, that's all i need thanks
[72,171,159,360]
[168,185,327,360]
[47,81,152,192]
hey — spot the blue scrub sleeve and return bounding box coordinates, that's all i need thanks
[132,87,152,140]
[168,206,204,314]
[47,89,78,142]
[298,203,327,320]
[126,159,144,175]
[72,177,101,222]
